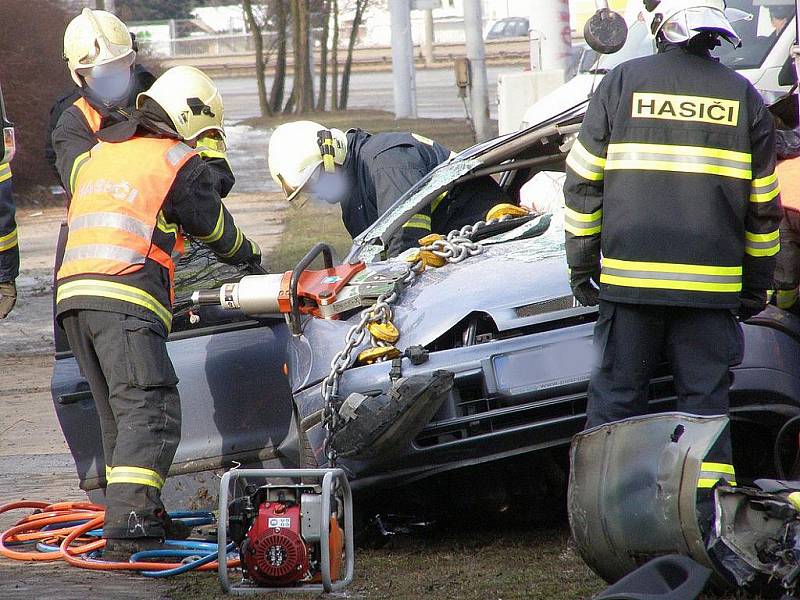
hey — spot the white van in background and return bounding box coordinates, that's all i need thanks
[520,0,796,131]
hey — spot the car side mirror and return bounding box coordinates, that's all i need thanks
[584,8,628,54]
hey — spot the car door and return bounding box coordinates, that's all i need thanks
[50,239,295,495]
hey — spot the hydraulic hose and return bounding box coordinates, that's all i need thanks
[0,500,240,575]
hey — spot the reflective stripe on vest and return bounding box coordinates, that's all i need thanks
[600,258,742,293]
[0,162,11,183]
[777,158,800,212]
[57,137,197,321]
[72,97,103,133]
[57,279,173,332]
[605,143,752,180]
[744,229,780,257]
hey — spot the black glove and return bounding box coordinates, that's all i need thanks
[243,239,266,275]
[0,281,16,319]
[570,266,600,307]
[738,288,767,321]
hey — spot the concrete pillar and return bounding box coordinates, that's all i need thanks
[390,0,417,118]
[422,9,435,67]
[536,0,572,72]
[464,0,491,140]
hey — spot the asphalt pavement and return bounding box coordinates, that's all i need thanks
[220,66,520,194]
[218,66,520,121]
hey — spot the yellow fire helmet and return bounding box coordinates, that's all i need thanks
[63,8,135,86]
[267,121,348,203]
[137,66,225,142]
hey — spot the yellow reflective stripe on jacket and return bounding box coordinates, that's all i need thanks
[194,205,224,243]
[0,227,18,252]
[69,150,92,193]
[105,465,112,478]
[605,143,752,180]
[156,211,179,237]
[402,213,432,230]
[697,461,736,489]
[431,191,448,214]
[564,206,602,237]
[600,258,742,293]
[777,289,799,309]
[745,229,780,257]
[0,162,11,183]
[219,227,243,259]
[107,466,164,489]
[566,140,606,182]
[57,279,172,332]
[750,172,780,203]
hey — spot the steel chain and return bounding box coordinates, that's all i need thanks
[320,215,511,466]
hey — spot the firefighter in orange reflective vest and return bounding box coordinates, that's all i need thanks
[0,161,17,318]
[772,118,800,312]
[55,67,261,558]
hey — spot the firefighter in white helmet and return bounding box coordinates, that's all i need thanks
[55,66,261,560]
[564,0,781,579]
[268,121,509,256]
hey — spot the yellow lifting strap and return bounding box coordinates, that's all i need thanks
[357,346,402,365]
[485,203,529,221]
[368,321,400,343]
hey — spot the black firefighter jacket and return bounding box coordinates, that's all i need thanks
[563,44,782,309]
[341,129,507,257]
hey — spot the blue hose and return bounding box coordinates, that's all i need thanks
[133,542,237,578]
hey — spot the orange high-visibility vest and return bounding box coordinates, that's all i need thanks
[72,97,103,133]
[777,157,800,213]
[57,137,196,299]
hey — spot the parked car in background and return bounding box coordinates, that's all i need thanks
[486,17,529,40]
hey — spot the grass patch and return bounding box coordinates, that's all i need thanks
[266,200,353,273]
[238,109,491,154]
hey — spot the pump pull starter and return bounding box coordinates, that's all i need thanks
[191,243,408,332]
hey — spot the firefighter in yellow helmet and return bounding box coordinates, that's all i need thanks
[55,66,261,559]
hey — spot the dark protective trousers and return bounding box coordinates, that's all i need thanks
[61,309,181,539]
[585,301,743,463]
[774,210,800,311]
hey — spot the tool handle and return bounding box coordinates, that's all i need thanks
[289,243,335,334]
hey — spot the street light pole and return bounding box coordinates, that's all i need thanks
[390,0,417,119]
[464,0,491,140]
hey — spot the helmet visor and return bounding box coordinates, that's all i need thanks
[662,7,741,46]
[276,162,321,205]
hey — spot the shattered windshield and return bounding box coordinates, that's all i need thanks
[713,0,793,70]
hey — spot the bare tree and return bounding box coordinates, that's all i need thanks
[270,0,288,112]
[242,0,271,117]
[316,0,332,112]
[339,0,368,110]
[331,0,340,110]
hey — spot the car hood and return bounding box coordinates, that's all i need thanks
[521,73,594,130]
[289,213,579,391]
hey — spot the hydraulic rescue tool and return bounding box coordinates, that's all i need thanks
[217,468,354,594]
[191,243,408,334]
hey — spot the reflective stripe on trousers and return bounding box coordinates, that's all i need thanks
[107,465,165,489]
[697,461,736,489]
